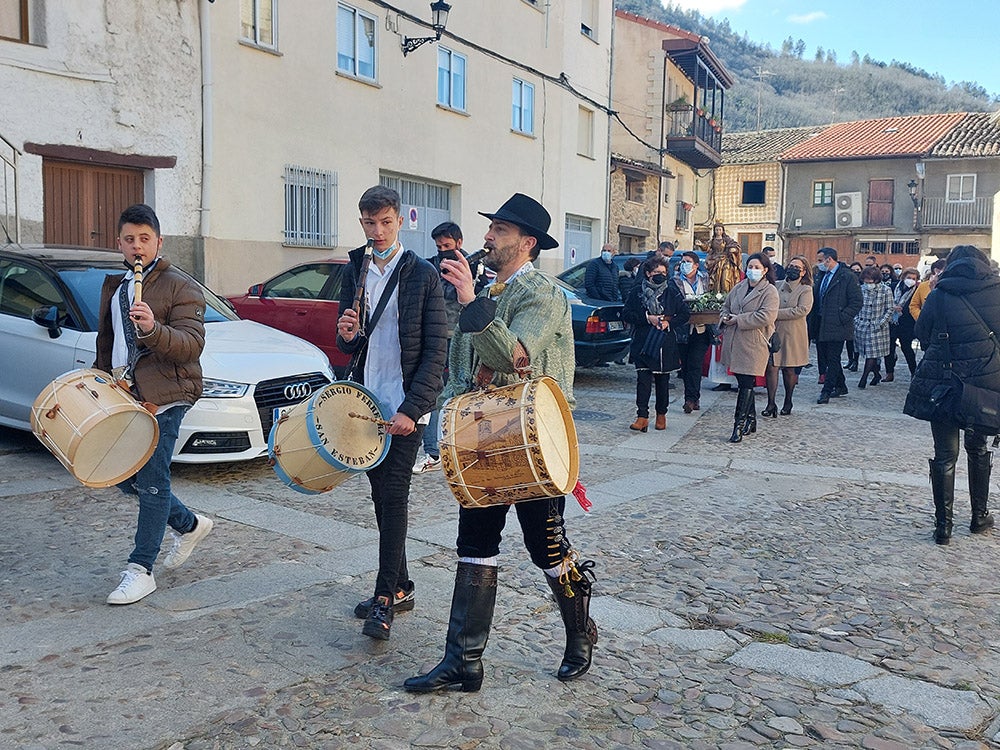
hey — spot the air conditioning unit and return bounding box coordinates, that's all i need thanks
[835,192,863,228]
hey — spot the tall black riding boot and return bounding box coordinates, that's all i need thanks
[545,562,598,681]
[929,458,955,545]
[743,390,758,435]
[969,449,995,534]
[729,388,752,443]
[403,563,497,693]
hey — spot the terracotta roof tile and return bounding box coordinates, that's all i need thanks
[614,9,701,42]
[930,111,1000,157]
[779,112,967,162]
[722,126,827,165]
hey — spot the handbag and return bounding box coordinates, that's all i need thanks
[641,326,667,358]
[928,296,1000,435]
[767,333,781,354]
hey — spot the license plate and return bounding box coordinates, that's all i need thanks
[608,321,624,331]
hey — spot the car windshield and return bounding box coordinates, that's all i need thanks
[58,266,238,330]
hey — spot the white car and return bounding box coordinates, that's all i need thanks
[0,245,334,463]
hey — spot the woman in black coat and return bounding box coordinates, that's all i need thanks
[623,257,689,432]
[903,245,1000,545]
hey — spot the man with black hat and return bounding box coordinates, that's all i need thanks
[403,193,597,693]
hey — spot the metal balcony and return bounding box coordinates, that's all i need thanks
[922,196,993,228]
[664,104,723,170]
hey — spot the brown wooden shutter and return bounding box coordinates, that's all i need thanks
[867,179,894,227]
[43,160,144,248]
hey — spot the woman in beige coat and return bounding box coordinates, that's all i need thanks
[763,255,814,417]
[720,253,779,443]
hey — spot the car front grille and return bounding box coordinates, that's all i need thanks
[253,372,333,438]
[180,432,252,455]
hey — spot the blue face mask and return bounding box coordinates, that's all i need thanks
[601,250,612,263]
[746,268,764,283]
[373,242,398,260]
[680,261,694,276]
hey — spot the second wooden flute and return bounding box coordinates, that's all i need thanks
[133,258,144,305]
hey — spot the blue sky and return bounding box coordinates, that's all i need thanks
[665,0,1000,100]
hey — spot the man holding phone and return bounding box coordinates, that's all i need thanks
[413,222,469,474]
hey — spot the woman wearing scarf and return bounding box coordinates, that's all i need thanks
[886,267,920,379]
[719,253,779,443]
[623,257,690,432]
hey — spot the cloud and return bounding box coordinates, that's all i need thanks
[662,0,748,15]
[787,11,827,24]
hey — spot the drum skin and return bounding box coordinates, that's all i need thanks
[269,381,391,494]
[31,369,159,488]
[440,376,579,508]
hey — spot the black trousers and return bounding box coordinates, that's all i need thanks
[366,427,424,598]
[676,329,712,403]
[636,369,670,417]
[931,421,988,469]
[817,340,846,392]
[457,496,572,570]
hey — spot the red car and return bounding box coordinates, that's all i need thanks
[228,259,351,375]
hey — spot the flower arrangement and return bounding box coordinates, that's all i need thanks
[687,292,726,312]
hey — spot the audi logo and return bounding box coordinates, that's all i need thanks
[283,382,314,401]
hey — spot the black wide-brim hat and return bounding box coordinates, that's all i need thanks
[478,193,559,250]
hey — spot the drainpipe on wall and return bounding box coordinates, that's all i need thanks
[605,7,615,245]
[198,0,214,282]
[657,54,666,244]
[778,160,789,253]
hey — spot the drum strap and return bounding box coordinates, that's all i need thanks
[346,263,403,382]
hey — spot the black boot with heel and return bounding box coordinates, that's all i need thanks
[545,562,598,681]
[929,458,955,545]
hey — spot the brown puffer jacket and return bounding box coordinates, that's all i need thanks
[95,259,206,406]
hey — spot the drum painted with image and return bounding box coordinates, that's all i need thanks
[440,376,579,508]
[31,368,159,488]
[268,381,391,494]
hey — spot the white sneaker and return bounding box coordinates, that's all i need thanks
[412,454,441,474]
[163,514,214,569]
[107,563,156,605]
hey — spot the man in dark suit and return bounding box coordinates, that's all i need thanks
[814,247,863,404]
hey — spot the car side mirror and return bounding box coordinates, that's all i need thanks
[249,283,264,296]
[32,305,62,338]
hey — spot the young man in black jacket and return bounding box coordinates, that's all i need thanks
[336,185,448,640]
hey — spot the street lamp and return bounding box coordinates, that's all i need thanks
[907,179,919,208]
[401,1,451,56]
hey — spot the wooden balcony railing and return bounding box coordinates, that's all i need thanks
[922,196,993,228]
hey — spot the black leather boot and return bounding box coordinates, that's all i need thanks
[728,388,752,443]
[403,563,497,693]
[545,562,598,681]
[743,390,758,435]
[969,449,995,534]
[929,458,955,544]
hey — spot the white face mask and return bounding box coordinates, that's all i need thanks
[904,278,917,288]
[601,250,612,263]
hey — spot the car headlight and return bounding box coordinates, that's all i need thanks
[202,378,250,398]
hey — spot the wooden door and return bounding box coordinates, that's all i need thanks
[867,179,894,227]
[43,160,144,248]
[737,233,762,254]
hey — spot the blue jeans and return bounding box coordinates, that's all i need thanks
[117,405,196,572]
[422,407,440,458]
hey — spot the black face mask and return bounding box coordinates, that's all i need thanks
[785,267,801,281]
[649,273,667,285]
[881,272,891,280]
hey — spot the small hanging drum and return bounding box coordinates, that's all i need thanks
[268,381,392,494]
[440,376,579,508]
[31,368,159,488]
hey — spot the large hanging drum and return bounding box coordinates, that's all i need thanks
[440,376,579,508]
[268,381,392,494]
[31,368,159,488]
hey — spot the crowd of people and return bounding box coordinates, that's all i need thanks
[89,195,997,699]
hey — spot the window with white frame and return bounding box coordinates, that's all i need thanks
[577,107,594,158]
[437,47,466,111]
[512,78,534,135]
[581,0,598,39]
[240,0,277,49]
[946,174,976,202]
[284,165,337,247]
[337,3,377,81]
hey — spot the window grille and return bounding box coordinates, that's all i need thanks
[284,165,337,247]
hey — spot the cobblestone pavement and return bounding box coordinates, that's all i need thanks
[3,361,1000,749]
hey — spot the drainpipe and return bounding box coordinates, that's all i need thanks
[198,0,214,281]
[657,53,666,243]
[605,10,615,244]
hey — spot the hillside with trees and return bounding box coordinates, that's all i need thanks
[616,0,997,132]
